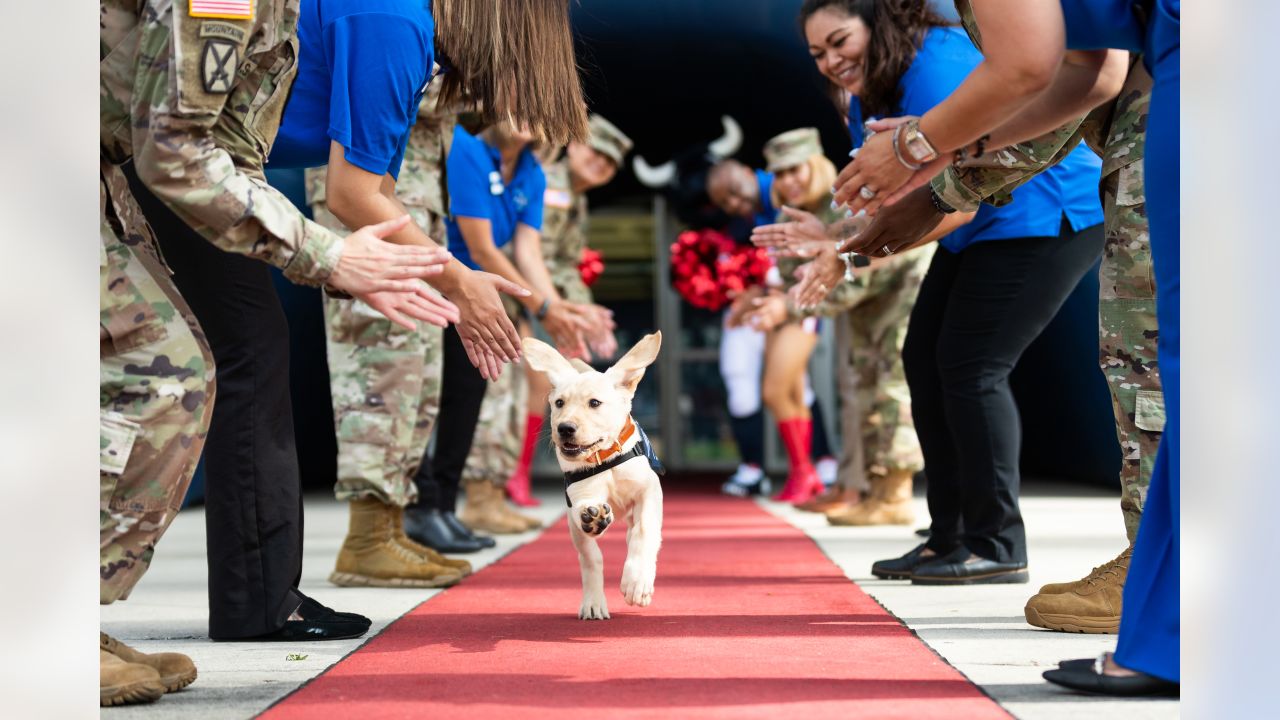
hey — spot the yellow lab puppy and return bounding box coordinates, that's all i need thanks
[523,332,665,620]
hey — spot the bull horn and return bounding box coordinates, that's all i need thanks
[708,115,743,159]
[632,156,677,188]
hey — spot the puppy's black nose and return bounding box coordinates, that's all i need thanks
[557,422,577,438]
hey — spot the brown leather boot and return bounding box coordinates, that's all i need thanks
[1035,547,1132,595]
[330,497,464,588]
[459,480,535,534]
[100,648,164,706]
[1025,548,1130,634]
[390,507,473,576]
[101,633,196,693]
[796,486,862,514]
[826,470,915,526]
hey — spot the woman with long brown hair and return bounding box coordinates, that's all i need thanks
[142,0,591,640]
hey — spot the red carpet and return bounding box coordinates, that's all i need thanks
[263,490,1009,719]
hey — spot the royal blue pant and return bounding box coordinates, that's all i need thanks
[1114,0,1180,683]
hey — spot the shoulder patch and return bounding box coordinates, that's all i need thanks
[189,0,254,21]
[201,39,239,94]
[198,21,248,43]
[544,188,573,210]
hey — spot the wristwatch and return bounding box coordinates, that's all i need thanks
[899,119,940,165]
[837,251,869,283]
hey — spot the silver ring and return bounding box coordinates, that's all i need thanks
[859,186,877,200]
[882,245,894,256]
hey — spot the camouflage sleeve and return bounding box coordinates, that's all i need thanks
[552,225,593,305]
[129,2,343,288]
[930,122,1086,212]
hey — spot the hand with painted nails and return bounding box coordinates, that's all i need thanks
[838,185,946,258]
[751,206,827,257]
[832,116,949,217]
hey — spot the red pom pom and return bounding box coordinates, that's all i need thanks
[669,229,771,311]
[578,247,605,287]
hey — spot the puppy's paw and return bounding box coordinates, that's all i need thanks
[576,503,614,537]
[621,561,655,607]
[578,592,611,620]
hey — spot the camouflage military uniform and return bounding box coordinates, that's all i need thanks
[306,85,457,507]
[780,200,931,492]
[934,3,1161,542]
[100,0,341,602]
[99,165,216,604]
[541,159,594,304]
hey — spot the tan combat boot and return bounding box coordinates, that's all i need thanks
[100,648,164,707]
[101,632,196,694]
[797,486,862,514]
[330,497,464,588]
[1035,547,1132,595]
[826,470,916,526]
[1024,548,1130,634]
[389,508,473,576]
[459,480,538,534]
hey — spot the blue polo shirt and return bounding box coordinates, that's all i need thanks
[267,0,434,179]
[847,27,1102,252]
[754,170,777,228]
[445,128,547,270]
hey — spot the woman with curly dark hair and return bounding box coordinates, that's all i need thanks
[757,0,1107,584]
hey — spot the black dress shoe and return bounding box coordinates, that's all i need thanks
[404,508,485,553]
[871,543,942,580]
[442,511,496,548]
[239,596,372,642]
[294,592,368,624]
[1044,657,1179,697]
[911,547,1029,585]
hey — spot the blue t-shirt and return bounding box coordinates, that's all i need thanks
[445,128,547,270]
[847,27,1102,252]
[753,170,777,228]
[267,0,434,179]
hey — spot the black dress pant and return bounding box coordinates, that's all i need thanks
[126,167,302,639]
[412,324,488,510]
[902,218,1104,564]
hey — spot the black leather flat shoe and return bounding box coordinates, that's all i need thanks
[1044,656,1179,697]
[404,508,485,553]
[911,547,1029,585]
[443,511,496,548]
[871,543,941,580]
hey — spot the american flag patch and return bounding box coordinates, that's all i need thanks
[189,0,254,20]
[544,188,573,209]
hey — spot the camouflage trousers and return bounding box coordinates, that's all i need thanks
[314,204,445,507]
[1099,168,1163,543]
[461,310,529,488]
[100,169,215,604]
[833,245,932,492]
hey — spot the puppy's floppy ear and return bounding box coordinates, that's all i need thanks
[569,358,594,374]
[604,331,661,395]
[522,337,578,387]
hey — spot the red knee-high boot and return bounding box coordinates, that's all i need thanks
[773,418,823,503]
[506,414,544,507]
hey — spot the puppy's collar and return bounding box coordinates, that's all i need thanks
[584,416,637,465]
[562,417,665,507]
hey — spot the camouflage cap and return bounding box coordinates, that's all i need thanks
[587,115,633,165]
[763,127,822,172]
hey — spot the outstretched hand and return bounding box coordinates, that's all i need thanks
[751,206,827,257]
[328,215,454,296]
